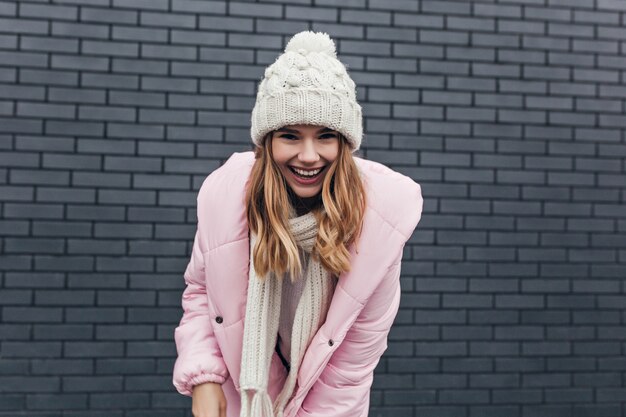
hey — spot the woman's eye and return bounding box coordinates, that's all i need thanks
[279,133,336,140]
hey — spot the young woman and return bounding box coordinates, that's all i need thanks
[173,31,423,417]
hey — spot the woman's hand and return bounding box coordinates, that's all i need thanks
[192,381,227,417]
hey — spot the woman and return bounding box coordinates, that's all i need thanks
[172,31,424,417]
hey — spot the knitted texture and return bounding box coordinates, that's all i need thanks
[239,208,334,417]
[278,256,307,367]
[278,237,338,367]
[250,31,362,152]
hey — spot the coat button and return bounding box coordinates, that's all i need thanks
[328,339,334,346]
[215,316,223,324]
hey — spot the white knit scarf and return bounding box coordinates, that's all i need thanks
[239,208,333,417]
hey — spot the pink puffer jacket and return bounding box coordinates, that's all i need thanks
[173,151,423,417]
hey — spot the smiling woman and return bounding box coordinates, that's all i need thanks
[173,30,424,417]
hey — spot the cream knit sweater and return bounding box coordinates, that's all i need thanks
[278,251,338,367]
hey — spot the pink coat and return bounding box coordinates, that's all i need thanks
[173,151,424,417]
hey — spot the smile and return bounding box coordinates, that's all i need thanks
[289,166,326,177]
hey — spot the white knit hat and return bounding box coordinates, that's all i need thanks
[250,31,363,152]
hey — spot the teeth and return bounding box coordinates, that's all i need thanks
[293,167,321,177]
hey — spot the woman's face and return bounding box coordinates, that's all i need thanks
[271,124,340,198]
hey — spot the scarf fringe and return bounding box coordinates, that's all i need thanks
[241,389,274,417]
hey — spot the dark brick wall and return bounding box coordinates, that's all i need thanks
[1,0,625,416]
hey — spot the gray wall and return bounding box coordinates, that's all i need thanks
[1,0,626,416]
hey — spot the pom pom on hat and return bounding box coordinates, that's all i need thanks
[285,31,337,58]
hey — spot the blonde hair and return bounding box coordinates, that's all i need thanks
[244,130,366,282]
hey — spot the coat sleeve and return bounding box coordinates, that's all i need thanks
[296,256,403,417]
[172,226,230,396]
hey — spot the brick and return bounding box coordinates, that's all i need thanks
[470,373,520,388]
[0,2,16,16]
[112,25,167,42]
[47,87,105,104]
[498,18,545,34]
[370,0,418,12]
[493,388,542,404]
[394,12,443,28]
[384,390,437,405]
[83,40,139,57]
[475,3,521,17]
[598,25,626,40]
[367,26,417,42]
[548,357,596,371]
[286,5,337,21]
[52,21,109,39]
[171,0,226,13]
[19,69,76,89]
[341,9,390,25]
[449,16,496,32]
[598,0,626,10]
[0,17,48,34]
[80,7,137,24]
[229,2,281,17]
[20,3,78,20]
[440,389,490,404]
[422,30,469,47]
[112,0,168,10]
[139,11,195,28]
[550,0,594,10]
[422,0,471,15]
[22,36,79,53]
[572,405,621,417]
[597,388,626,402]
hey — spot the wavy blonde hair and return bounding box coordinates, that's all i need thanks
[245,130,366,282]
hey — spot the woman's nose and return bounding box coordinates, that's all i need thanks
[298,139,320,162]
